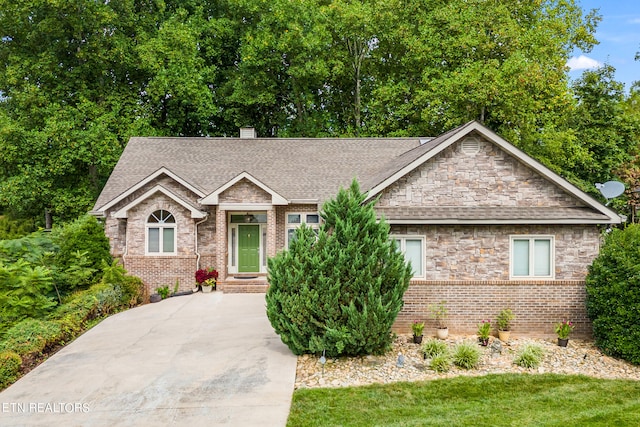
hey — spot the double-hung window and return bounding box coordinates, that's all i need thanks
[286,213,320,247]
[510,236,554,279]
[392,236,425,278]
[146,210,176,255]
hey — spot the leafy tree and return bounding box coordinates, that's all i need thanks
[0,215,35,240]
[567,65,640,194]
[586,225,640,365]
[50,215,111,284]
[266,180,412,357]
[0,0,156,224]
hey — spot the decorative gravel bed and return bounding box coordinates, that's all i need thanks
[295,335,640,389]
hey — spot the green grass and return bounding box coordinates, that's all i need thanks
[287,374,640,427]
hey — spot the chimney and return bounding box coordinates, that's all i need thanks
[240,127,256,139]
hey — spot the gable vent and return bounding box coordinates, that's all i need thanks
[461,136,480,155]
[240,127,256,139]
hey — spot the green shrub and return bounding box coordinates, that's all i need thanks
[586,224,640,365]
[514,344,544,368]
[266,181,412,357]
[430,354,452,373]
[0,216,35,240]
[421,338,449,358]
[50,215,112,292]
[121,275,145,307]
[156,286,170,299]
[0,319,62,356]
[52,280,136,326]
[0,260,57,325]
[452,342,481,370]
[0,351,22,389]
[53,290,100,325]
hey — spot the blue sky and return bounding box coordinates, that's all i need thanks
[568,1,640,91]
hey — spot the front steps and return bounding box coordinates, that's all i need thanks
[219,275,269,293]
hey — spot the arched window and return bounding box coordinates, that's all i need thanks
[146,210,176,254]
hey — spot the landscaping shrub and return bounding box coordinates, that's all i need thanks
[120,275,145,307]
[430,354,452,373]
[0,318,62,356]
[0,260,57,327]
[266,180,412,357]
[452,342,481,369]
[421,338,449,359]
[50,215,112,293]
[0,216,35,240]
[514,344,544,368]
[586,224,640,365]
[0,351,21,390]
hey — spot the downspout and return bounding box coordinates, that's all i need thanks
[121,218,128,266]
[194,215,208,270]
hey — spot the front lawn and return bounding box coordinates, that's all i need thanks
[287,374,640,426]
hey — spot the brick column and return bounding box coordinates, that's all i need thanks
[267,206,277,259]
[216,208,228,280]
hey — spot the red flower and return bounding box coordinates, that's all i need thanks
[195,268,218,284]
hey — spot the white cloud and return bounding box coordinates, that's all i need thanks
[566,55,603,71]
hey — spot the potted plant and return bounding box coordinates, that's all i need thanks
[429,301,449,339]
[477,319,491,346]
[554,319,574,347]
[195,267,219,293]
[412,321,425,344]
[496,308,515,342]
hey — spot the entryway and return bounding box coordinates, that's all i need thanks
[238,224,260,272]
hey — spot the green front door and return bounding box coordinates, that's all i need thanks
[238,224,260,272]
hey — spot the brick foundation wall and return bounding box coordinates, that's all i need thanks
[395,280,592,338]
[124,255,197,293]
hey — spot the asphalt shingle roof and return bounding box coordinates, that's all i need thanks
[93,121,620,225]
[94,136,421,210]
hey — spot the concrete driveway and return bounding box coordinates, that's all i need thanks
[0,293,298,426]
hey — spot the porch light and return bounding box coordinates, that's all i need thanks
[244,213,253,223]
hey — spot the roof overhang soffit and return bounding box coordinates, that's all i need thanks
[199,171,288,206]
[113,185,207,219]
[95,167,206,215]
[365,121,622,224]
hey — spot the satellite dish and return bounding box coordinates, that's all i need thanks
[595,181,625,205]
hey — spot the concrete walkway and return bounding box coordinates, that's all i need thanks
[0,293,298,426]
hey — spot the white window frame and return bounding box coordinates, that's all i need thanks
[285,212,320,248]
[392,235,425,279]
[509,235,555,279]
[145,209,177,255]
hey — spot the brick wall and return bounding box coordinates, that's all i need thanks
[395,279,592,338]
[218,178,271,203]
[124,255,198,293]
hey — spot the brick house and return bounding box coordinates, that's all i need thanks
[91,121,621,336]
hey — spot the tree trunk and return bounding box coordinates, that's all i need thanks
[44,209,53,230]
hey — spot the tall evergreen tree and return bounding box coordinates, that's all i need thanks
[266,180,412,357]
